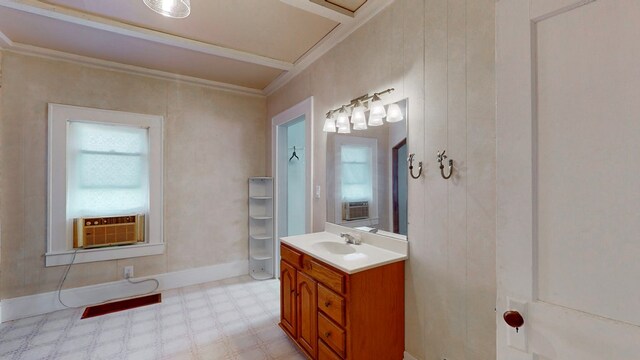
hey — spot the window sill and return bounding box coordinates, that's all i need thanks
[45,243,165,267]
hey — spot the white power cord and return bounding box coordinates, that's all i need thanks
[57,248,160,309]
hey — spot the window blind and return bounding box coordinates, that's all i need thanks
[66,121,150,219]
[340,145,373,202]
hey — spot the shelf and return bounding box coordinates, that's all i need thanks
[251,251,273,260]
[249,177,274,281]
[250,271,274,280]
[250,215,273,220]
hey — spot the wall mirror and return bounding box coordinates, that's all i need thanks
[326,99,408,240]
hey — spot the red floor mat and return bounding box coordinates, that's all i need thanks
[81,293,161,319]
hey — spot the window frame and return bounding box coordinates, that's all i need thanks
[47,104,164,267]
[333,135,379,227]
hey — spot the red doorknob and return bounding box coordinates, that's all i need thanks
[503,310,524,331]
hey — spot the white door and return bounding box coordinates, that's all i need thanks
[497,1,640,359]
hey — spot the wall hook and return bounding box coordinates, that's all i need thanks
[437,150,453,179]
[408,153,423,179]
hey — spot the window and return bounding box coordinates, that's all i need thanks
[47,104,163,266]
[333,135,378,226]
[340,145,373,202]
[67,122,149,219]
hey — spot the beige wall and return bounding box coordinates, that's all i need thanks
[266,0,496,358]
[0,52,266,299]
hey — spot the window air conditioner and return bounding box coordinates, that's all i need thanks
[73,214,145,249]
[342,201,369,221]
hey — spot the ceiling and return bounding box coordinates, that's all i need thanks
[0,0,392,95]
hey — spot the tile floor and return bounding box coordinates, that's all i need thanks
[0,276,306,360]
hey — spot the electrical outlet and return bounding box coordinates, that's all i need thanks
[124,266,134,279]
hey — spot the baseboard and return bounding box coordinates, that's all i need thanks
[404,351,419,360]
[0,259,248,323]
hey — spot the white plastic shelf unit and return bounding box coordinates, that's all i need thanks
[248,177,274,280]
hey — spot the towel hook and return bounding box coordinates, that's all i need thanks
[408,153,423,179]
[289,146,299,161]
[437,150,453,180]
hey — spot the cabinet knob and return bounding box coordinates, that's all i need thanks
[324,301,331,307]
[324,331,331,338]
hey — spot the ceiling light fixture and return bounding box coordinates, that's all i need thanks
[143,0,191,19]
[323,88,400,133]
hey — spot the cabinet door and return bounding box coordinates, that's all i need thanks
[280,261,297,338]
[297,271,318,358]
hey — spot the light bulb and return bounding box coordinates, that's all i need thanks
[369,94,386,119]
[162,0,175,12]
[323,113,337,132]
[353,117,368,130]
[386,103,404,123]
[337,122,351,134]
[368,115,384,126]
[335,107,350,127]
[143,0,191,18]
[351,102,366,124]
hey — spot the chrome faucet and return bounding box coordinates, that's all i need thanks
[340,232,362,245]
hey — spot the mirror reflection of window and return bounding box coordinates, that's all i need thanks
[326,99,408,240]
[340,145,373,202]
[334,136,379,227]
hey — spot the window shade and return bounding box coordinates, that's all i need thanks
[340,145,373,202]
[67,121,149,218]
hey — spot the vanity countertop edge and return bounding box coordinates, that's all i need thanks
[280,228,408,275]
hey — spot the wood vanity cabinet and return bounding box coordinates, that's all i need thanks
[279,243,405,360]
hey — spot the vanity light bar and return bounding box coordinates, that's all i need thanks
[323,88,398,133]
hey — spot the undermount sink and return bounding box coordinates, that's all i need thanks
[312,241,356,255]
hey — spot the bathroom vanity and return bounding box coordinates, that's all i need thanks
[279,226,407,360]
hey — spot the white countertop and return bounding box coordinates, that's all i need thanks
[280,230,408,274]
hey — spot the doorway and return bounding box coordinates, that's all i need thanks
[272,97,313,276]
[392,139,408,235]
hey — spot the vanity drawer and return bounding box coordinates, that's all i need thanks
[303,257,345,294]
[318,339,343,360]
[318,283,345,326]
[281,244,302,269]
[318,313,346,358]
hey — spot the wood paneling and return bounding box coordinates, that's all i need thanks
[348,261,405,359]
[297,271,318,358]
[318,340,342,360]
[280,243,405,360]
[280,260,297,338]
[302,257,345,294]
[318,283,345,326]
[282,245,303,269]
[318,312,346,358]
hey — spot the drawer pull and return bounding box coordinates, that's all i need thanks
[324,301,332,307]
[324,331,332,338]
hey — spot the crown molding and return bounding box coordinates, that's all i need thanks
[0,0,395,96]
[0,0,293,71]
[264,0,394,96]
[279,0,354,22]
[1,42,265,96]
